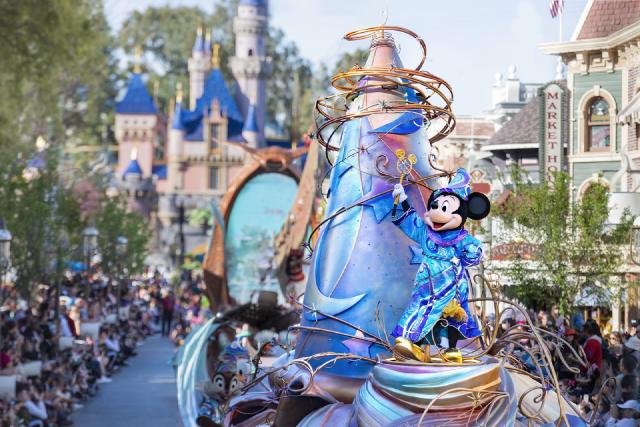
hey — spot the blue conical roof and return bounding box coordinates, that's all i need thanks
[116,74,157,114]
[172,100,185,130]
[199,69,243,123]
[175,68,244,141]
[243,104,259,133]
[123,158,143,178]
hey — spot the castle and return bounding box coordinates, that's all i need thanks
[113,0,272,260]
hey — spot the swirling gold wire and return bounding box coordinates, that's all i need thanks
[313,25,456,161]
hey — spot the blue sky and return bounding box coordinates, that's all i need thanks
[105,0,589,115]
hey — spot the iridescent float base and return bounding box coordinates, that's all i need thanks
[223,354,586,427]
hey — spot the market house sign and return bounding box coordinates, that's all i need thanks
[491,242,540,261]
[539,82,567,184]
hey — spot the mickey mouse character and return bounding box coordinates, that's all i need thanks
[390,168,490,362]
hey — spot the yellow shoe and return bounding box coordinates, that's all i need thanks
[443,348,462,363]
[422,344,431,363]
[393,337,424,362]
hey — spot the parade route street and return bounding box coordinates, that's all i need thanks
[72,334,181,427]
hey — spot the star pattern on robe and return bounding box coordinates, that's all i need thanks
[341,330,373,357]
[410,246,423,264]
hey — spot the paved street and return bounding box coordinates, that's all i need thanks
[73,335,181,427]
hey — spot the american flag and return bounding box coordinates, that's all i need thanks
[549,0,564,18]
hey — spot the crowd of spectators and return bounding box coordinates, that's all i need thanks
[0,271,167,426]
[168,274,211,350]
[489,304,640,426]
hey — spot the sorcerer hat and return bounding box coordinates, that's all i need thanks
[433,168,471,201]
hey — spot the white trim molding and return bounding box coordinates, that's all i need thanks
[540,22,640,55]
[576,174,611,199]
[481,143,538,151]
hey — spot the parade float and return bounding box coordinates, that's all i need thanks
[179,26,590,427]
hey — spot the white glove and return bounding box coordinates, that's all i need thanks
[392,184,408,203]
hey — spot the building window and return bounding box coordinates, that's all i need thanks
[210,123,220,152]
[155,133,165,161]
[248,48,253,57]
[209,167,219,190]
[587,97,610,151]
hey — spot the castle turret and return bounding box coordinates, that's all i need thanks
[188,26,211,109]
[230,0,271,146]
[114,66,159,179]
[168,84,185,192]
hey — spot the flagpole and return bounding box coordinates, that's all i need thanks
[559,2,563,41]
[556,0,564,80]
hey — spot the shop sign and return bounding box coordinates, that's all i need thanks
[539,83,565,183]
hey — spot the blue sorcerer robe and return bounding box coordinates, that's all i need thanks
[391,205,483,343]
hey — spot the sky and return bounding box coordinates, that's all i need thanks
[104,0,590,116]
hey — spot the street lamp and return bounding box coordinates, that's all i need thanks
[83,226,99,298]
[0,218,11,350]
[0,218,12,273]
[116,236,128,319]
[632,217,640,266]
[116,236,128,257]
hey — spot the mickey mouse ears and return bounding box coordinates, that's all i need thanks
[433,168,491,220]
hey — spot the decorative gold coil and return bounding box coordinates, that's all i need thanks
[313,25,456,162]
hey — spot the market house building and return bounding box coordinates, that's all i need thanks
[539,0,640,197]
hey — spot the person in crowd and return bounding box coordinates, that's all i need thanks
[161,289,175,337]
[624,334,640,367]
[59,305,78,338]
[627,319,637,340]
[606,399,640,426]
[584,320,604,372]
[16,383,48,427]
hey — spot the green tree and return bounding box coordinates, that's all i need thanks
[0,148,83,298]
[94,195,149,276]
[0,0,118,155]
[266,27,314,139]
[0,145,149,298]
[495,168,636,313]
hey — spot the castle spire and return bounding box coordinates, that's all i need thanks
[204,29,212,55]
[176,82,183,104]
[172,82,184,130]
[192,25,204,53]
[211,43,220,69]
[133,46,142,73]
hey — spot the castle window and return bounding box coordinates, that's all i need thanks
[587,97,610,151]
[248,49,253,57]
[209,167,219,190]
[210,123,220,153]
[155,133,165,161]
